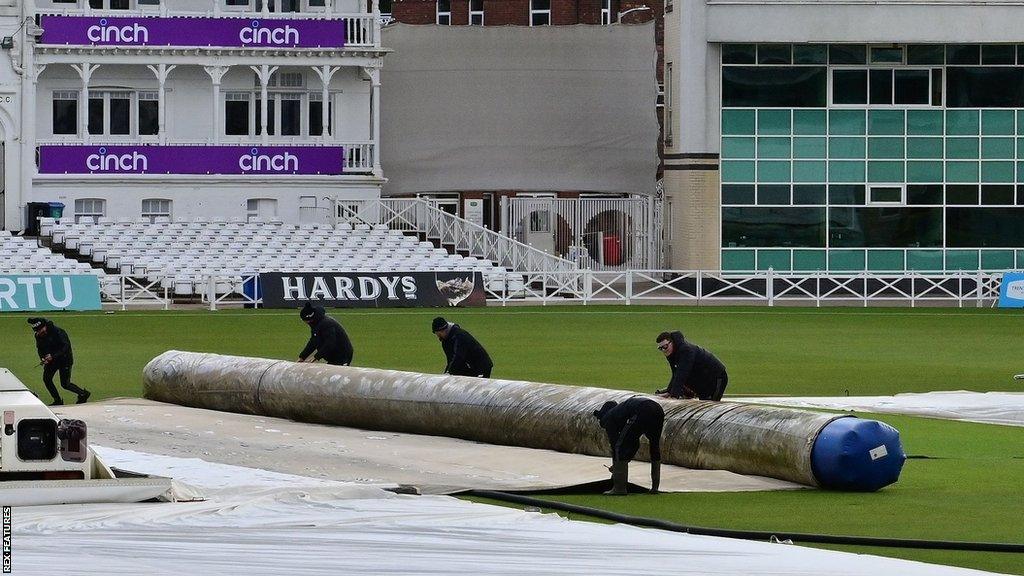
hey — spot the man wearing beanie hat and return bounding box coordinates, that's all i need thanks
[27,317,90,406]
[654,331,728,401]
[593,397,664,495]
[431,317,493,377]
[297,302,354,366]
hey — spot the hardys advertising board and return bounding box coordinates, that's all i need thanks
[0,275,102,312]
[259,271,486,308]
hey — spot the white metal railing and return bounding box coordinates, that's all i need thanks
[92,269,1007,309]
[339,198,581,276]
[34,10,379,48]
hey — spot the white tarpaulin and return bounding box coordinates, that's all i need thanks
[9,448,1005,576]
[734,391,1024,427]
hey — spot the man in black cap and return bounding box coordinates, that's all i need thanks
[432,317,493,377]
[593,397,664,496]
[655,331,728,401]
[298,302,354,366]
[27,317,90,406]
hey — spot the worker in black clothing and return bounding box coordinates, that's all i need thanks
[431,316,493,377]
[655,331,728,401]
[593,397,664,496]
[28,317,90,406]
[297,302,354,366]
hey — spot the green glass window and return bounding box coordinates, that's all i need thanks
[868,138,904,159]
[793,45,828,65]
[829,161,866,182]
[722,137,756,159]
[792,250,827,271]
[946,110,979,135]
[947,68,1024,108]
[757,110,791,135]
[946,44,980,65]
[722,250,756,271]
[894,70,930,105]
[906,138,943,159]
[1018,185,1024,205]
[793,110,827,135]
[868,110,904,135]
[907,110,943,135]
[870,69,893,105]
[981,250,1015,270]
[981,138,1014,159]
[722,184,755,205]
[829,207,943,248]
[833,70,867,105]
[793,161,827,183]
[906,45,944,65]
[829,137,866,159]
[867,250,906,272]
[907,185,943,205]
[757,161,791,182]
[721,207,827,247]
[945,250,980,270]
[757,250,792,271]
[722,109,756,135]
[721,160,755,183]
[981,110,1015,135]
[758,44,792,65]
[946,161,980,183]
[867,161,904,182]
[871,47,903,64]
[828,184,866,205]
[722,44,756,64]
[757,185,791,204]
[829,44,866,65]
[946,138,979,159]
[757,137,791,159]
[907,250,944,271]
[793,184,826,205]
[829,110,866,135]
[907,161,944,183]
[723,67,827,107]
[981,185,1015,205]
[793,137,827,159]
[828,250,866,271]
[981,161,1014,183]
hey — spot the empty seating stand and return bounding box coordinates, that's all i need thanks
[0,228,121,298]
[38,217,523,299]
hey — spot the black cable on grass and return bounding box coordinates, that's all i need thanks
[466,490,1024,553]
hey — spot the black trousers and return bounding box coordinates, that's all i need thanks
[450,364,492,378]
[613,403,665,462]
[707,373,728,401]
[42,364,87,402]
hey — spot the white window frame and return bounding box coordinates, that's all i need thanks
[529,0,550,26]
[52,90,79,137]
[247,198,279,221]
[437,0,451,24]
[601,0,611,25]
[137,90,159,139]
[829,66,937,108]
[74,198,106,223]
[868,185,905,206]
[88,89,136,138]
[141,198,173,222]
[469,0,483,25]
[224,87,333,139]
[664,63,673,146]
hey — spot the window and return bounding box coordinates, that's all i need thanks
[74,199,105,223]
[947,208,1024,247]
[225,92,251,136]
[831,68,936,106]
[141,199,172,223]
[138,91,158,136]
[469,0,484,25]
[656,83,664,109]
[52,90,78,135]
[601,0,610,25]
[279,93,302,136]
[721,207,826,248]
[247,198,278,221]
[947,67,1024,108]
[829,207,942,248]
[437,0,451,24]
[226,87,331,137]
[137,0,161,5]
[529,210,551,232]
[88,90,133,136]
[664,63,673,145]
[868,185,904,205]
[308,92,333,136]
[530,0,550,26]
[723,67,827,107]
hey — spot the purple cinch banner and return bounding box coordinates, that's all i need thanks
[38,15,347,48]
[38,145,346,175]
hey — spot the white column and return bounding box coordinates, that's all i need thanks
[250,64,278,145]
[370,68,381,175]
[204,66,228,144]
[71,63,98,143]
[312,65,339,140]
[147,64,177,144]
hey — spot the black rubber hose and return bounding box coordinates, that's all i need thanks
[466,490,1024,554]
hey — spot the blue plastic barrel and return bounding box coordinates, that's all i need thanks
[811,417,906,491]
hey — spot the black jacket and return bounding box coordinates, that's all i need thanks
[35,321,74,367]
[598,396,665,462]
[299,307,354,365]
[441,324,493,376]
[664,331,727,400]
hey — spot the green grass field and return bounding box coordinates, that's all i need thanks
[2,306,1022,574]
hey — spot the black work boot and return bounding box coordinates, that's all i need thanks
[603,461,629,496]
[650,460,661,494]
[76,390,91,404]
[49,398,64,406]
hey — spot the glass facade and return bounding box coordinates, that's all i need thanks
[721,43,1024,272]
